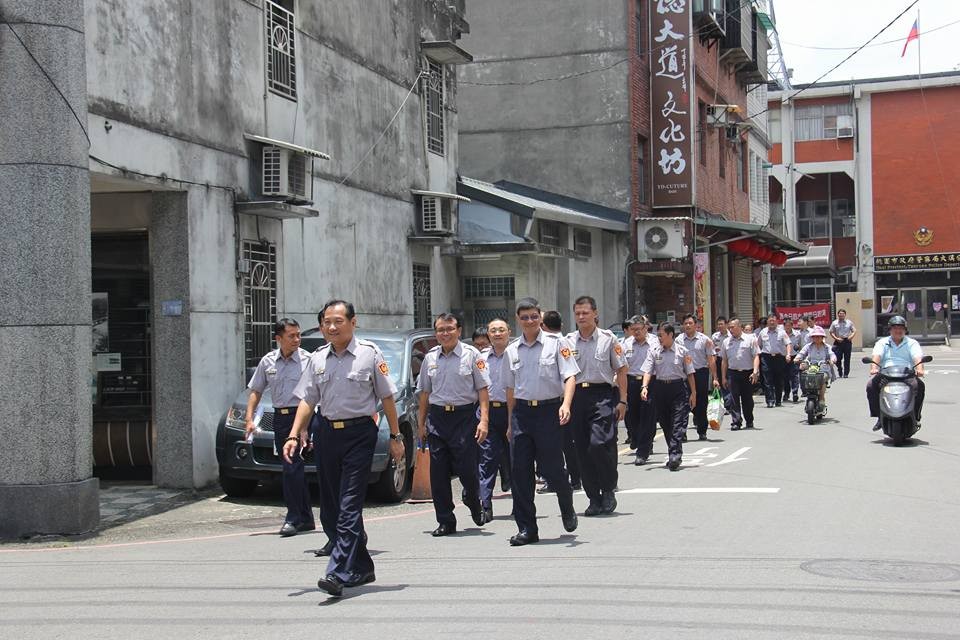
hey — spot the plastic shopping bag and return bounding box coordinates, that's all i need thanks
[707,389,725,430]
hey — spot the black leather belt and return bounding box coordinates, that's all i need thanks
[275,407,298,415]
[629,375,644,382]
[730,369,753,373]
[518,397,562,407]
[321,416,373,429]
[652,378,684,385]
[576,382,613,392]
[430,403,475,413]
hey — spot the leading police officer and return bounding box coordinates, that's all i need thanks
[640,323,696,471]
[678,313,719,442]
[566,296,627,516]
[284,300,404,598]
[502,297,580,546]
[417,313,489,536]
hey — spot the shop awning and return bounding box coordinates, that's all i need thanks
[693,216,808,255]
[776,244,835,273]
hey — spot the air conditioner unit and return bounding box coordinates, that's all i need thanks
[834,271,852,286]
[707,104,741,126]
[638,219,686,260]
[262,146,310,200]
[420,196,453,234]
[836,114,854,138]
[725,125,741,142]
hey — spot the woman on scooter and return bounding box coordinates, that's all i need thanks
[795,326,837,408]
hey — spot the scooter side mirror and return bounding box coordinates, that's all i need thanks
[861,356,873,364]
[921,355,933,364]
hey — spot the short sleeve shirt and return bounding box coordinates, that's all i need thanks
[639,342,695,380]
[416,341,490,405]
[479,346,508,403]
[293,337,397,419]
[722,333,760,370]
[872,336,923,370]
[830,319,856,339]
[798,328,812,346]
[623,334,658,376]
[677,332,714,369]
[566,328,627,385]
[783,329,803,353]
[247,347,312,408]
[759,327,790,356]
[711,331,729,357]
[502,331,580,401]
[796,342,836,365]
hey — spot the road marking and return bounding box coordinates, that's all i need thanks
[617,487,780,494]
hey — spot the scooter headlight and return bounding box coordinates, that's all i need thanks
[881,382,910,397]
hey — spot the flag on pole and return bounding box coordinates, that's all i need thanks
[901,18,919,57]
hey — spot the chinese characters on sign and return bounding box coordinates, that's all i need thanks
[873,252,960,272]
[650,0,693,208]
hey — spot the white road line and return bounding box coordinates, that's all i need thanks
[617,487,780,494]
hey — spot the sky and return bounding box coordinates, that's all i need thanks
[773,0,960,85]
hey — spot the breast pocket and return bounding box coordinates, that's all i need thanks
[538,355,556,377]
[347,370,371,383]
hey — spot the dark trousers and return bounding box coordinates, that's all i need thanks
[316,416,377,583]
[626,377,657,458]
[727,370,755,427]
[511,403,575,536]
[834,339,853,377]
[717,359,742,425]
[688,368,710,435]
[867,375,925,420]
[571,386,619,504]
[427,405,481,526]
[562,420,580,487]
[650,379,689,462]
[478,405,509,509]
[786,360,800,399]
[761,353,787,405]
[272,412,314,527]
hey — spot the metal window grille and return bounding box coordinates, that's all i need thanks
[243,240,278,368]
[574,229,592,257]
[421,196,439,231]
[263,146,282,194]
[464,276,515,299]
[424,60,445,156]
[287,151,306,197]
[266,0,297,100]
[474,308,509,329]
[539,221,561,247]
[413,264,432,328]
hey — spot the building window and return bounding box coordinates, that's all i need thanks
[574,229,592,257]
[718,134,725,178]
[474,308,509,329]
[740,141,748,193]
[831,198,856,237]
[413,263,432,328]
[797,277,832,304]
[767,108,781,143]
[539,220,562,247]
[243,240,277,368]
[797,200,830,239]
[424,59,445,156]
[698,101,707,165]
[464,276,515,299]
[795,102,853,141]
[265,0,297,101]
[637,135,647,205]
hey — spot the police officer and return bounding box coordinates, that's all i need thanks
[640,323,695,471]
[502,297,580,546]
[623,315,658,466]
[758,314,792,408]
[284,300,404,599]
[720,319,760,431]
[539,309,579,493]
[782,317,802,404]
[417,313,489,536]
[829,309,857,378]
[712,316,741,429]
[566,296,627,515]
[477,318,512,522]
[246,318,315,537]
[678,313,719,442]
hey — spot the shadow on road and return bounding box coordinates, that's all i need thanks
[871,437,930,448]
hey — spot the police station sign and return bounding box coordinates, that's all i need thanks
[874,252,960,271]
[650,0,694,208]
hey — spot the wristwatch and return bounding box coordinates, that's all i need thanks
[389,432,403,441]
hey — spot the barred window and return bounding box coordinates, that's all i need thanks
[424,60,445,156]
[243,240,277,367]
[413,264,432,328]
[539,221,561,247]
[574,229,592,257]
[464,276,515,299]
[266,0,297,101]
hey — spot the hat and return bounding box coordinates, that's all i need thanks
[888,315,907,328]
[809,325,827,338]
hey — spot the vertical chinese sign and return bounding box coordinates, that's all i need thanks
[650,0,694,208]
[693,252,710,330]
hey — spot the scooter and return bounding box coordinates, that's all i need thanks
[799,361,829,424]
[861,354,933,445]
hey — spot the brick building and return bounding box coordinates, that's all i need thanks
[768,71,960,343]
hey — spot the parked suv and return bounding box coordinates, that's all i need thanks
[215,328,437,502]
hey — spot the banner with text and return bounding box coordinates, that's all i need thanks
[774,303,831,327]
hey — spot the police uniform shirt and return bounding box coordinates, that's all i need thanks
[677,332,714,370]
[758,326,790,356]
[722,333,760,370]
[416,341,490,406]
[830,318,856,338]
[796,342,836,365]
[479,346,509,403]
[784,329,803,354]
[623,334,658,377]
[711,330,729,358]
[566,328,627,385]
[293,337,397,418]
[639,342,696,380]
[248,347,312,407]
[798,327,812,346]
[502,330,580,401]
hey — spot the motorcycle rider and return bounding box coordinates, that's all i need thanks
[794,325,837,409]
[867,315,926,431]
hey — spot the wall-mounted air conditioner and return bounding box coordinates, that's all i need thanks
[638,219,687,260]
[420,196,453,234]
[262,146,309,200]
[836,115,854,138]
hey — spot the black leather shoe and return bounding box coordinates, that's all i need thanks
[279,522,298,537]
[500,481,511,493]
[792,395,799,403]
[584,502,603,517]
[317,574,344,597]
[775,401,782,407]
[731,424,742,431]
[297,522,316,533]
[766,402,774,408]
[681,432,688,442]
[634,454,647,466]
[698,433,708,441]
[431,523,457,537]
[872,419,882,432]
[314,539,334,557]
[746,424,755,429]
[482,507,494,524]
[467,499,484,527]
[667,458,681,471]
[536,484,555,494]
[570,481,582,491]
[600,492,617,514]
[562,511,579,532]
[346,571,376,587]
[509,531,539,546]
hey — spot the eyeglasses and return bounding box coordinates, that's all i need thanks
[488,327,509,334]
[435,327,459,334]
[518,314,540,322]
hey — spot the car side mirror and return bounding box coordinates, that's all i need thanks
[921,355,933,364]
[861,356,873,364]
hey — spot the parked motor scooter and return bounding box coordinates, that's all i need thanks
[861,354,933,445]
[799,361,829,424]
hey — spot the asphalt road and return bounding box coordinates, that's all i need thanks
[2,346,960,639]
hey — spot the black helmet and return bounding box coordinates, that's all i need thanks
[888,315,907,328]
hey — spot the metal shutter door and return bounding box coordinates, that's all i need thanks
[733,259,753,323]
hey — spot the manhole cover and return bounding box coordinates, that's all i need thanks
[801,559,960,583]
[220,516,283,529]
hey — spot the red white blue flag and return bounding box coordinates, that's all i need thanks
[901,18,919,57]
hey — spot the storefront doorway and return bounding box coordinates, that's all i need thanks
[878,287,951,340]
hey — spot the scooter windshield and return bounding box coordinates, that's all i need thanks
[879,364,912,379]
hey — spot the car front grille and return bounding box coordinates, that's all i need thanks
[252,445,281,465]
[259,412,274,432]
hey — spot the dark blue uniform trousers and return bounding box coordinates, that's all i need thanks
[511,402,575,536]
[316,416,377,583]
[478,404,509,509]
[650,379,689,463]
[688,368,710,436]
[717,358,742,426]
[786,359,800,400]
[727,369,755,428]
[271,411,314,528]
[761,353,787,405]
[626,377,657,458]
[571,386,618,504]
[428,405,481,527]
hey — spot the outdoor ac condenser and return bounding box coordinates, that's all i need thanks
[637,219,686,260]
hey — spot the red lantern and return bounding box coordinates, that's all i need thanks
[728,239,747,254]
[744,241,761,258]
[775,251,789,266]
[763,246,775,262]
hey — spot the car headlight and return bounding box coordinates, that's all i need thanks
[225,406,246,428]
